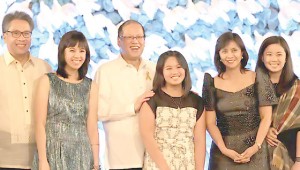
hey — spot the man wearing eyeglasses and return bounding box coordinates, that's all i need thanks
[0,11,51,170]
[94,20,155,170]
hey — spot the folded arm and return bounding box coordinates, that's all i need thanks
[206,110,243,162]
[240,106,272,162]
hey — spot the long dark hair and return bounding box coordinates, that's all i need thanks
[214,32,249,77]
[56,30,90,80]
[153,50,192,96]
[256,36,297,95]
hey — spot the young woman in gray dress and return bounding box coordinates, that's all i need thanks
[202,32,277,170]
[32,31,99,170]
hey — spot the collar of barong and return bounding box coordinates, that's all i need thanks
[271,80,300,170]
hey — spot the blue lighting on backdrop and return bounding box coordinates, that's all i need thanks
[1,0,300,169]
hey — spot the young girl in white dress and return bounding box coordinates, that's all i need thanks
[139,50,206,170]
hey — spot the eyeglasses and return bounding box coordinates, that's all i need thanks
[119,35,145,41]
[5,30,32,38]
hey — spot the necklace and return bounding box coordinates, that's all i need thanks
[170,96,182,110]
[71,89,76,103]
[273,83,278,89]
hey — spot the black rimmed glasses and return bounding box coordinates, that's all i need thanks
[5,30,32,38]
[119,35,145,41]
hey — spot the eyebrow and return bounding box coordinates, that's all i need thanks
[164,64,181,67]
[67,46,85,49]
[9,30,31,32]
[266,51,284,53]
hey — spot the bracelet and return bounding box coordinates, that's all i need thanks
[296,157,300,162]
[255,141,261,150]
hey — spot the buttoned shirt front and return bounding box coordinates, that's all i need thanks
[94,56,155,169]
[0,51,51,168]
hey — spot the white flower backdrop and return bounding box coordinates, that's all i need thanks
[1,0,300,169]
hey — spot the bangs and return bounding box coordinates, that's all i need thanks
[65,35,88,49]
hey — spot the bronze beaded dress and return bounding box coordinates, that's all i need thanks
[32,73,94,170]
[202,72,277,170]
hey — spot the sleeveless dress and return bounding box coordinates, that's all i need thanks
[32,73,94,170]
[202,73,278,170]
[143,89,204,170]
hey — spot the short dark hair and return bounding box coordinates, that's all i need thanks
[153,50,192,96]
[56,30,90,80]
[2,11,34,32]
[117,20,145,38]
[256,36,297,95]
[214,32,249,77]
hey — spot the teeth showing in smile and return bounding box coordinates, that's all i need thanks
[225,59,235,63]
[72,60,81,64]
[269,63,279,66]
[171,76,180,80]
[131,46,139,49]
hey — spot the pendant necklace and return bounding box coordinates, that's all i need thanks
[71,89,75,103]
[170,96,182,112]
